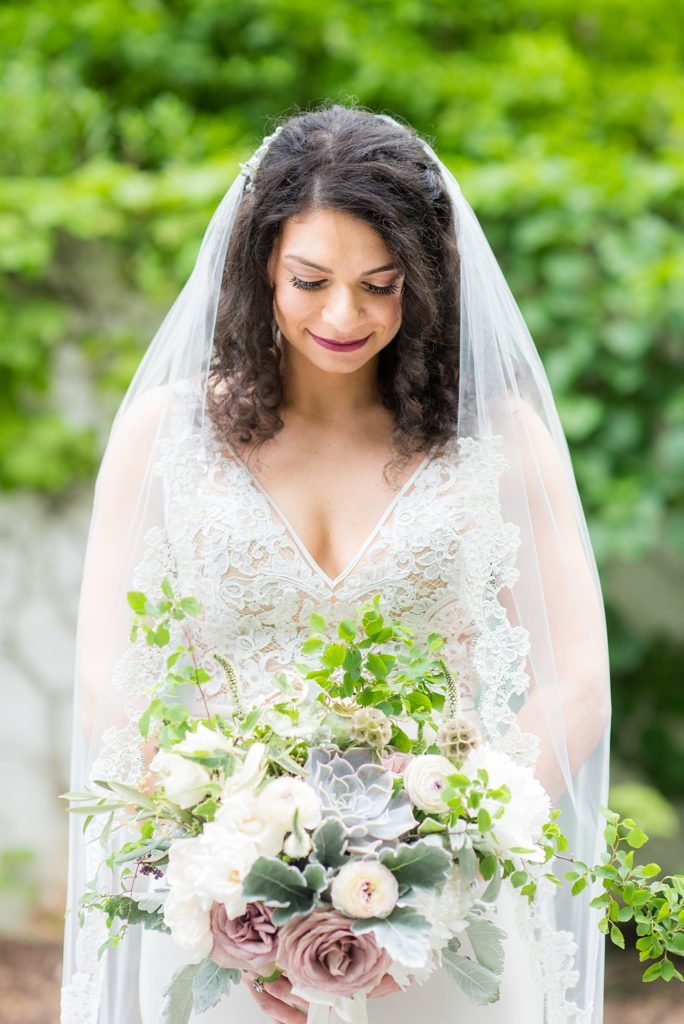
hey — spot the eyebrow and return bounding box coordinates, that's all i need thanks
[283,254,399,276]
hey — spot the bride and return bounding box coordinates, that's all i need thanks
[61,105,611,1023]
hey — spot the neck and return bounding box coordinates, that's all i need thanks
[280,341,381,422]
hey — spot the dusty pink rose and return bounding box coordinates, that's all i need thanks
[381,752,413,776]
[210,901,279,970]
[276,909,391,997]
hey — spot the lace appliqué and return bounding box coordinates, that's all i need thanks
[514,878,594,1024]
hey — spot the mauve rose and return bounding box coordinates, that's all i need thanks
[276,909,391,997]
[210,901,279,971]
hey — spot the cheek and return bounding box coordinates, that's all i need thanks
[385,294,403,327]
[274,284,316,322]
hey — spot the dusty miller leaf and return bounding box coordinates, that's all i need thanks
[161,963,200,1024]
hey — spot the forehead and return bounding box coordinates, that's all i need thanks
[275,208,391,259]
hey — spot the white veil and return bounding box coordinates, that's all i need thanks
[61,106,611,1024]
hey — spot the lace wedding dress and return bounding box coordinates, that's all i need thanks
[81,384,581,1022]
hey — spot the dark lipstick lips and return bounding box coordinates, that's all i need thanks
[310,332,371,352]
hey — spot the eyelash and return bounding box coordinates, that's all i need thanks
[288,275,400,296]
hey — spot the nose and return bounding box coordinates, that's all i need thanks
[320,286,366,332]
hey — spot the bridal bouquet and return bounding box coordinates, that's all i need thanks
[66,586,684,1023]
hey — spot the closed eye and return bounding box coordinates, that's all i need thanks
[288,275,400,296]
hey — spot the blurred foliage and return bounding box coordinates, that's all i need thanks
[608,783,679,840]
[0,848,39,933]
[1,3,682,783]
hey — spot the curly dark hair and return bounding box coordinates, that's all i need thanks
[208,103,461,468]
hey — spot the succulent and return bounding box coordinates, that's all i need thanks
[306,747,416,851]
[436,717,481,762]
[350,707,392,749]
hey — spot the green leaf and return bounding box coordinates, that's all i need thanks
[301,638,324,654]
[161,963,200,1024]
[481,865,502,904]
[242,857,307,905]
[352,906,431,967]
[467,918,506,974]
[303,862,328,893]
[390,725,412,753]
[102,895,169,931]
[127,591,148,614]
[309,612,326,633]
[670,876,684,897]
[642,961,663,983]
[338,619,357,641]
[417,817,447,835]
[242,858,315,925]
[626,828,648,849]
[442,942,501,1005]
[366,652,389,679]
[192,959,239,1013]
[179,596,201,616]
[610,924,625,949]
[479,855,497,882]
[322,643,346,668]
[478,808,492,833]
[380,841,451,892]
[311,819,348,868]
[161,577,174,599]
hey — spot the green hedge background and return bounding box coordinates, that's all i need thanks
[2,1,683,849]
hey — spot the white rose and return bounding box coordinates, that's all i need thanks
[462,746,551,862]
[167,823,259,918]
[163,890,212,962]
[175,723,234,754]
[254,777,322,832]
[331,860,399,919]
[403,754,456,814]
[283,829,312,859]
[215,789,286,857]
[150,749,211,810]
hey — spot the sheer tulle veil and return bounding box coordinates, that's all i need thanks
[61,107,611,1023]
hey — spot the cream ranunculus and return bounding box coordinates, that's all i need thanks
[402,754,456,814]
[254,776,322,832]
[330,859,399,919]
[150,749,212,810]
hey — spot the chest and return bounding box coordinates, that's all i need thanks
[229,439,434,582]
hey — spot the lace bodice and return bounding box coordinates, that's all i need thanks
[143,384,533,754]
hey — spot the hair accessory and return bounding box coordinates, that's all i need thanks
[239,124,285,192]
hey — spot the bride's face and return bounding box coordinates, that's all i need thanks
[268,207,405,374]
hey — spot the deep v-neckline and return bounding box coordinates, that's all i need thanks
[224,440,437,589]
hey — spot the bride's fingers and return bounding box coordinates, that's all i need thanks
[245,984,307,1024]
[264,975,309,1011]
